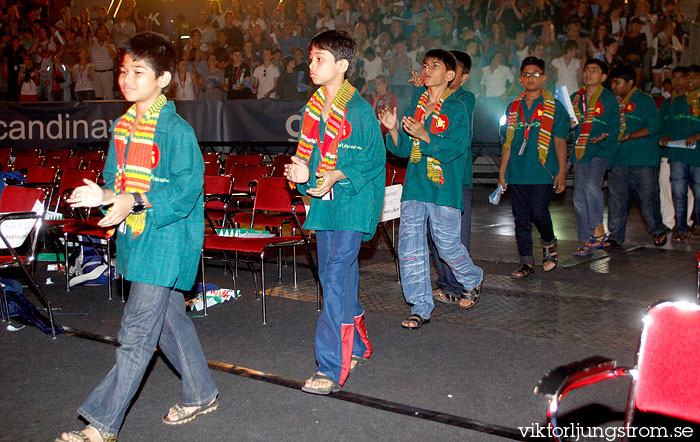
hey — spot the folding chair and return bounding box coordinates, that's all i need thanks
[45,156,82,170]
[204,161,221,175]
[535,300,700,441]
[24,166,59,208]
[0,147,12,169]
[43,149,72,160]
[201,152,220,164]
[270,155,293,177]
[224,154,265,174]
[201,176,320,324]
[74,151,104,163]
[0,186,58,338]
[224,164,273,212]
[12,154,43,172]
[203,174,233,231]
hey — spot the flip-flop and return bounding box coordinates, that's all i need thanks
[301,372,341,395]
[162,398,219,425]
[401,314,430,329]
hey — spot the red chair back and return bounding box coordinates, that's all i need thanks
[633,301,700,422]
[271,155,293,176]
[204,161,221,175]
[202,152,219,164]
[84,159,106,173]
[25,166,58,184]
[58,169,98,196]
[253,177,296,212]
[204,174,232,195]
[74,151,104,162]
[44,149,72,160]
[12,155,43,171]
[229,165,273,193]
[46,156,82,170]
[0,148,12,169]
[224,154,265,174]
[0,186,45,212]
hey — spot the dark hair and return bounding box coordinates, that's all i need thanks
[282,55,295,70]
[122,32,176,79]
[584,58,609,75]
[609,63,636,83]
[231,46,242,54]
[630,17,644,26]
[672,66,689,75]
[450,50,472,74]
[308,30,358,78]
[520,56,545,74]
[603,37,618,48]
[423,49,456,73]
[689,64,700,74]
[563,39,578,53]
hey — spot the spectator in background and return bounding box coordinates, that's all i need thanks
[607,3,627,40]
[539,23,559,63]
[253,47,279,98]
[30,25,56,101]
[113,8,135,50]
[480,51,514,100]
[223,10,245,50]
[174,58,199,100]
[3,34,25,101]
[336,0,358,33]
[19,53,39,102]
[526,0,554,40]
[316,5,336,31]
[360,46,384,92]
[494,0,524,40]
[354,21,371,54]
[370,75,397,136]
[484,22,509,66]
[463,38,482,97]
[404,0,427,37]
[55,6,72,32]
[651,20,683,94]
[196,10,217,45]
[276,55,306,99]
[90,25,116,100]
[77,21,94,47]
[428,0,452,39]
[389,39,411,91]
[46,51,72,102]
[61,28,82,70]
[621,18,648,87]
[201,53,226,100]
[599,37,624,69]
[182,29,209,64]
[407,30,427,72]
[454,0,477,34]
[587,22,609,61]
[551,40,581,95]
[277,22,301,57]
[95,6,114,34]
[224,47,253,99]
[72,47,95,101]
[209,0,226,29]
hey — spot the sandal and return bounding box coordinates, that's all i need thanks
[459,285,481,309]
[573,243,594,256]
[603,238,622,248]
[542,241,558,272]
[162,398,219,425]
[587,235,606,249]
[301,372,341,395]
[55,425,117,442]
[401,314,430,329]
[653,232,667,247]
[672,231,688,242]
[511,264,534,278]
[350,354,369,372]
[433,288,459,305]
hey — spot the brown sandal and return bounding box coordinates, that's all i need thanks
[512,264,534,279]
[542,241,558,272]
[162,398,219,425]
[55,425,117,442]
[459,285,481,309]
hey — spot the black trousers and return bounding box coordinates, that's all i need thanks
[510,184,556,265]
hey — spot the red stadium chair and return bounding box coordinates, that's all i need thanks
[270,155,293,177]
[224,154,265,174]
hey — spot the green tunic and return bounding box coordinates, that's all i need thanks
[500,96,569,185]
[103,101,205,291]
[296,91,386,241]
[569,87,621,163]
[661,95,700,166]
[386,91,471,210]
[613,90,661,167]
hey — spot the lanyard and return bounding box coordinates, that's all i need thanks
[518,101,543,145]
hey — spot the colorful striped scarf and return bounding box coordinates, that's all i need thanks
[572,86,604,161]
[502,89,556,166]
[618,87,637,141]
[410,88,452,185]
[112,93,166,237]
[294,80,356,187]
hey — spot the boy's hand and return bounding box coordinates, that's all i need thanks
[285,155,310,184]
[98,193,134,227]
[659,136,671,146]
[408,70,424,87]
[498,174,507,191]
[402,116,429,143]
[553,171,566,193]
[589,133,608,144]
[686,133,700,147]
[379,106,398,131]
[67,179,105,208]
[307,170,346,198]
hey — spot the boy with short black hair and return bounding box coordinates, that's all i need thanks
[570,58,620,255]
[57,32,218,442]
[660,64,700,241]
[606,63,666,248]
[381,49,483,328]
[285,30,385,395]
[498,56,568,278]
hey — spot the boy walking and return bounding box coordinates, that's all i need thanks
[498,57,569,278]
[380,49,483,328]
[606,63,667,248]
[570,59,620,255]
[57,33,218,442]
[285,31,385,395]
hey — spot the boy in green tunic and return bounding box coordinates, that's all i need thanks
[570,58,620,256]
[380,49,483,329]
[497,56,569,278]
[57,33,218,442]
[660,64,700,241]
[285,31,385,395]
[606,63,667,248]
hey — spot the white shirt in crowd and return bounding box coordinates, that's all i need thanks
[551,56,581,95]
[253,64,279,98]
[72,63,94,92]
[361,57,384,82]
[480,64,514,97]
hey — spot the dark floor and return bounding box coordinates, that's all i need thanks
[1,186,699,441]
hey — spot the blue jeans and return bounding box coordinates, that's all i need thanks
[573,157,608,242]
[428,185,472,297]
[78,282,218,435]
[607,165,665,243]
[315,230,371,385]
[670,162,700,234]
[510,184,556,265]
[399,200,483,319]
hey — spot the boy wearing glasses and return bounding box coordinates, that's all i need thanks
[569,59,620,255]
[498,57,569,278]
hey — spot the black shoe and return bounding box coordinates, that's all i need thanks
[603,238,622,248]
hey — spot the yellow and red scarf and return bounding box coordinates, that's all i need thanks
[502,89,556,166]
[687,88,700,117]
[572,86,604,160]
[410,88,452,185]
[293,80,355,188]
[618,87,637,141]
[112,93,166,237]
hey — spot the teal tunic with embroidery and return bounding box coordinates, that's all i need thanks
[614,90,660,167]
[661,95,700,166]
[386,91,471,210]
[295,91,386,241]
[500,96,569,185]
[569,87,621,163]
[102,101,205,291]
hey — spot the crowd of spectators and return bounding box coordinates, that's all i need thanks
[0,0,698,106]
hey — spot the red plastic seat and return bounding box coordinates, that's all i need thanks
[224,154,265,174]
[270,155,293,177]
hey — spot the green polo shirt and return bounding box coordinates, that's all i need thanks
[295,91,386,241]
[662,93,700,166]
[614,89,660,167]
[499,96,569,185]
[569,87,621,163]
[386,90,471,210]
[103,101,204,291]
